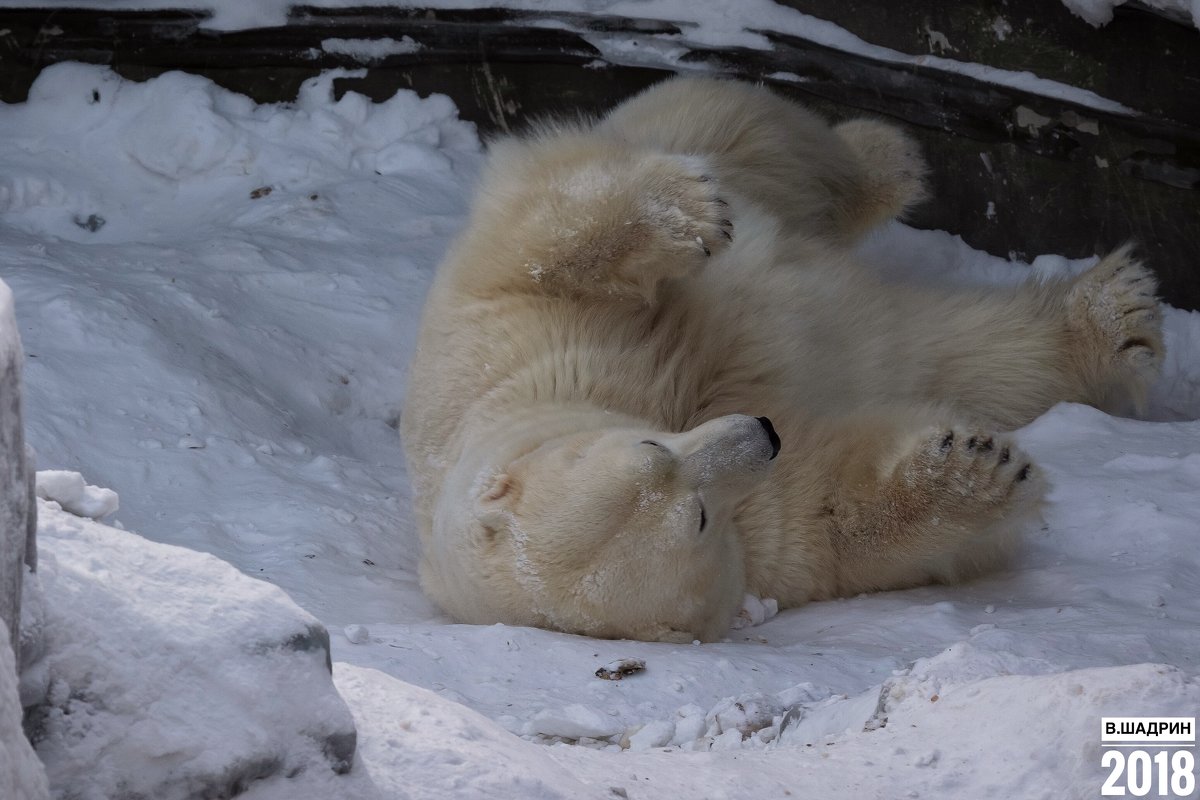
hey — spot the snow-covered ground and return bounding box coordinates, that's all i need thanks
[3,63,1199,798]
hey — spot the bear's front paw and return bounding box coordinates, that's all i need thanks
[897,426,1036,511]
[519,152,735,300]
[636,155,734,264]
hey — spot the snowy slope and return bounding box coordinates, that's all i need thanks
[2,65,1199,798]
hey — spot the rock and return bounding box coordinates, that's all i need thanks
[0,621,49,800]
[0,279,35,663]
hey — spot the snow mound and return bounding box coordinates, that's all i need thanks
[34,471,118,519]
[0,62,476,245]
[1,64,480,624]
[21,502,358,800]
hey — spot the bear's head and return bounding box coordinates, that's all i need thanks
[422,414,779,642]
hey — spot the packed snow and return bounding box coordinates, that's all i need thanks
[2,63,1198,798]
[22,502,358,799]
[33,470,117,519]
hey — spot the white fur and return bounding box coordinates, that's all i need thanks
[401,77,1163,642]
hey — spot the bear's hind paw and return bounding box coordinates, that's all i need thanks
[1068,245,1164,377]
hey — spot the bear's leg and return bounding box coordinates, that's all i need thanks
[831,118,928,242]
[822,417,1040,595]
[598,76,926,244]
[861,247,1163,427]
[470,136,734,300]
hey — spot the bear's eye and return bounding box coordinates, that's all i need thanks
[640,439,666,451]
[698,501,707,532]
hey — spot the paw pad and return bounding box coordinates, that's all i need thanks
[906,426,1036,506]
[640,156,736,263]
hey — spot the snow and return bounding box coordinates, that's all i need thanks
[1061,0,1200,29]
[1,64,1198,798]
[33,470,118,519]
[21,502,358,799]
[320,36,423,63]
[1,61,480,626]
[327,659,1200,799]
[526,705,626,741]
[328,664,604,800]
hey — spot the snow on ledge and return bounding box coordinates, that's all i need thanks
[1061,0,1200,28]
[0,0,1152,114]
[319,35,423,63]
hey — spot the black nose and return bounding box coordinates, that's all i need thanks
[756,416,781,459]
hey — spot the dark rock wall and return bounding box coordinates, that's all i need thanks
[0,5,1196,308]
[0,283,34,664]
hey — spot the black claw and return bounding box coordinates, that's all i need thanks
[702,245,711,257]
[720,219,732,228]
[967,436,993,452]
[999,447,1010,464]
[721,229,733,241]
[714,198,729,207]
[1017,464,1031,481]
[939,432,954,451]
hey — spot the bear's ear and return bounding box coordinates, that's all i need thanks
[480,472,514,503]
[475,470,520,529]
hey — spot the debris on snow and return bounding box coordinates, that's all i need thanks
[595,658,646,681]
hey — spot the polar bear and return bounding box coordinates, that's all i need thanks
[401,77,1162,643]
